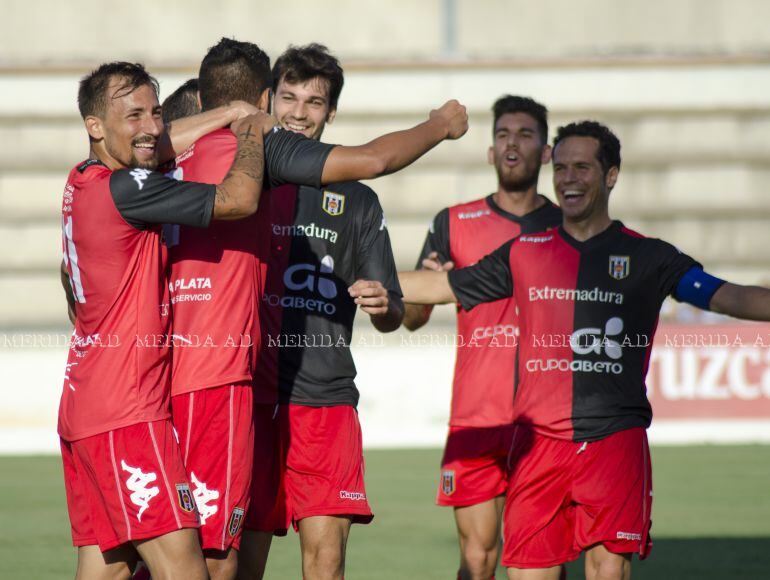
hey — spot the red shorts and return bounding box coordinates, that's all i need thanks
[246,404,373,533]
[61,419,199,552]
[502,427,653,569]
[171,384,254,551]
[437,424,516,507]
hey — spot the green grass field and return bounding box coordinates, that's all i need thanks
[1,446,769,579]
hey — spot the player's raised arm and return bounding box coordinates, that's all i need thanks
[158,100,262,161]
[320,100,468,183]
[399,270,457,305]
[709,282,770,320]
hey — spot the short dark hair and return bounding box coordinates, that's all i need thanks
[162,78,200,123]
[198,38,271,111]
[492,95,548,144]
[272,43,344,110]
[553,120,622,173]
[78,62,159,119]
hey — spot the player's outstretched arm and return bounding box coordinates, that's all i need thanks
[710,283,770,321]
[159,100,264,161]
[348,280,404,333]
[398,270,457,306]
[320,100,468,184]
[60,260,76,325]
[403,252,455,330]
[212,113,271,220]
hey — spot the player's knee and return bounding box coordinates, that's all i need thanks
[587,555,628,580]
[205,548,239,580]
[302,540,345,578]
[461,541,498,578]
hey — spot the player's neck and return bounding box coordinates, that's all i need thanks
[492,185,543,217]
[90,144,123,171]
[562,214,613,242]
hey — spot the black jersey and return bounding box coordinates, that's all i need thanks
[449,221,699,441]
[254,181,401,407]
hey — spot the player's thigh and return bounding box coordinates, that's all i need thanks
[134,528,207,579]
[584,544,631,580]
[236,529,274,580]
[454,495,505,549]
[298,515,352,555]
[75,544,137,580]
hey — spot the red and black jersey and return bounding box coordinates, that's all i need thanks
[449,221,699,442]
[417,195,561,427]
[59,160,216,441]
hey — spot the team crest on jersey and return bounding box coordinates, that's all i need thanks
[176,483,195,513]
[609,255,630,280]
[441,470,456,496]
[322,191,345,216]
[228,507,245,536]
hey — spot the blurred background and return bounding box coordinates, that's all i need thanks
[3,0,770,449]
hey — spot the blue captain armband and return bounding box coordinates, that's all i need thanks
[674,267,726,310]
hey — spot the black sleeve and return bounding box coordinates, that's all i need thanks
[414,208,451,269]
[654,240,701,299]
[264,128,336,189]
[110,168,215,230]
[354,184,402,297]
[448,240,515,311]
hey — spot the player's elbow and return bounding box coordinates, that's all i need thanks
[359,148,389,178]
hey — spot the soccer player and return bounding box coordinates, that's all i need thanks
[390,120,770,580]
[166,39,467,580]
[162,78,201,124]
[59,61,273,580]
[237,44,403,580]
[402,95,560,580]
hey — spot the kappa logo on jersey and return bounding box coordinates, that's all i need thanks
[571,317,624,360]
[176,483,196,513]
[191,472,220,525]
[121,460,160,522]
[228,507,245,537]
[441,470,456,496]
[609,255,630,280]
[458,209,491,220]
[322,191,345,216]
[129,168,151,190]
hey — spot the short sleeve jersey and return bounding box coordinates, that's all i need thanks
[417,195,560,427]
[167,128,334,395]
[59,159,217,441]
[449,221,699,442]
[253,181,401,407]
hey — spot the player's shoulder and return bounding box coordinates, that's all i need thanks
[180,128,235,163]
[69,158,111,185]
[323,181,379,208]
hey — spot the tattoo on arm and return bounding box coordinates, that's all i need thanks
[214,126,265,218]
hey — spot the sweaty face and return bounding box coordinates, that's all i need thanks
[552,136,616,223]
[489,112,547,192]
[273,77,335,141]
[97,81,164,170]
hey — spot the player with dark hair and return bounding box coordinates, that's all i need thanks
[402,95,560,580]
[162,78,201,124]
[166,38,467,580]
[390,120,770,580]
[59,60,273,580]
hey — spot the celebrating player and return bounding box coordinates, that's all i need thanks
[162,78,201,124]
[59,61,273,580]
[390,120,770,580]
[238,44,403,580]
[402,95,560,580]
[166,38,466,580]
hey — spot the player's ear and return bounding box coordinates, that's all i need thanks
[540,144,552,165]
[257,88,271,112]
[85,115,104,141]
[487,146,494,166]
[605,166,619,190]
[326,107,337,125]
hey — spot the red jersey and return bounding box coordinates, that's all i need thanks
[417,195,560,427]
[168,128,333,395]
[59,159,217,441]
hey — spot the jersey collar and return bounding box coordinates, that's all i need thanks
[485,193,554,223]
[557,220,624,252]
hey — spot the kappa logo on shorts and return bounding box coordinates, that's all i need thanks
[191,472,220,525]
[228,507,245,537]
[322,191,345,216]
[616,531,642,541]
[441,470,456,496]
[176,483,195,513]
[121,460,160,522]
[609,255,630,280]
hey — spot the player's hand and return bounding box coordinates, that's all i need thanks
[227,100,260,121]
[430,100,468,140]
[348,279,389,316]
[422,251,455,272]
[231,111,277,137]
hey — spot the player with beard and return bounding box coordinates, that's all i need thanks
[393,120,770,580]
[165,39,467,580]
[402,96,560,580]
